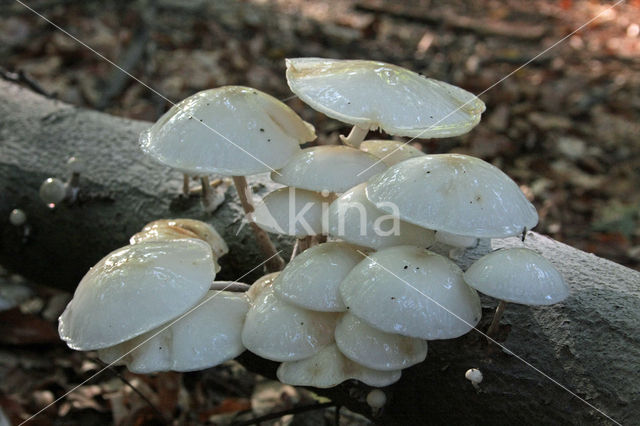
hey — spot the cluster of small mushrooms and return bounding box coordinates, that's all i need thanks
[58,58,569,404]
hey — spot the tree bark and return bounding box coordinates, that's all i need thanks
[1,81,638,425]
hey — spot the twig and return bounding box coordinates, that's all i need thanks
[355,1,548,40]
[231,402,335,426]
[0,66,56,98]
[93,358,168,424]
[95,0,155,109]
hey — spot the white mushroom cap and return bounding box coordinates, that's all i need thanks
[366,154,538,238]
[67,156,85,174]
[464,248,569,305]
[98,290,249,373]
[277,344,401,388]
[465,368,483,385]
[435,231,478,249]
[253,187,331,237]
[273,242,364,312]
[242,286,338,361]
[335,313,427,371]
[286,58,485,138]
[130,218,229,260]
[9,209,27,226]
[360,140,424,166]
[58,239,216,350]
[339,246,481,340]
[39,177,67,205]
[271,146,388,193]
[140,86,316,176]
[328,183,435,250]
[366,389,387,409]
[247,272,280,301]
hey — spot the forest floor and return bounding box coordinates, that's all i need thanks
[1,0,639,424]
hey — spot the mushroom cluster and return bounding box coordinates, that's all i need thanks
[58,218,252,373]
[59,58,569,397]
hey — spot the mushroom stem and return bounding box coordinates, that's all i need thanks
[200,176,218,212]
[297,236,313,253]
[210,282,250,292]
[65,172,81,203]
[339,125,369,148]
[182,173,190,196]
[486,300,507,339]
[290,238,300,261]
[232,175,285,272]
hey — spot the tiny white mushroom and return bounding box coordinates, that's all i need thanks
[66,156,83,202]
[366,389,387,413]
[9,209,27,226]
[465,368,483,389]
[39,177,67,207]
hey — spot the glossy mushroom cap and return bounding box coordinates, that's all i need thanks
[58,239,216,350]
[273,242,364,312]
[464,248,569,305]
[9,209,27,226]
[328,183,435,250]
[271,146,388,193]
[277,344,401,388]
[241,286,338,361]
[335,313,427,371]
[140,86,316,176]
[286,58,485,138]
[97,291,249,373]
[39,177,67,205]
[247,272,280,301]
[366,154,538,238]
[130,218,229,260]
[253,187,331,237]
[339,246,481,340]
[360,140,424,166]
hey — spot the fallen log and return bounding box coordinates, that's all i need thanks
[1,81,638,424]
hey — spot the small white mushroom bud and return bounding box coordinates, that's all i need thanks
[465,368,483,389]
[9,209,27,226]
[366,389,387,410]
[39,177,67,206]
[66,156,85,174]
